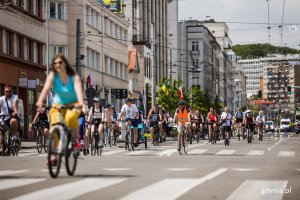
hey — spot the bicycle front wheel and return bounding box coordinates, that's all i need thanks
[36,132,43,153]
[65,135,78,176]
[48,127,62,178]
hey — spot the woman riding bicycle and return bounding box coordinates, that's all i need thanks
[32,106,50,139]
[36,54,84,158]
[207,107,217,142]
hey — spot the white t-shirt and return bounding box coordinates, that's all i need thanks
[121,104,138,119]
[221,112,232,127]
[0,94,19,121]
[89,107,102,119]
[168,117,173,127]
[256,115,265,123]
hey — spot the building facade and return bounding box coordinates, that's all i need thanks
[48,0,130,110]
[0,0,46,140]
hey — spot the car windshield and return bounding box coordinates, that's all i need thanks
[281,122,289,125]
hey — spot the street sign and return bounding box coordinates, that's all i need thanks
[116,89,127,99]
[85,87,96,98]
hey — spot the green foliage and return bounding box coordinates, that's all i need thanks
[156,78,190,115]
[233,43,300,59]
[191,86,223,114]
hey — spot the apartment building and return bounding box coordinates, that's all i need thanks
[48,0,130,110]
[0,0,46,140]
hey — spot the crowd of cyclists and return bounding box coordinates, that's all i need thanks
[0,54,270,158]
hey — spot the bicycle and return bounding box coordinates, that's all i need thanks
[47,105,79,178]
[112,122,120,146]
[236,122,243,141]
[152,121,160,146]
[125,123,135,151]
[245,123,253,144]
[106,122,114,147]
[0,114,20,156]
[257,123,264,141]
[208,122,217,144]
[33,121,48,153]
[177,123,188,155]
[91,121,102,156]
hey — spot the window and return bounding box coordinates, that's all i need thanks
[49,2,65,20]
[116,61,120,78]
[36,0,42,17]
[48,45,67,64]
[86,7,99,29]
[105,56,111,74]
[111,59,115,76]
[5,31,13,56]
[192,41,199,51]
[16,0,22,8]
[27,39,33,62]
[16,35,24,59]
[87,48,100,71]
[37,43,43,64]
[105,18,110,35]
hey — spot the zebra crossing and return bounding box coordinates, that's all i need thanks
[0,168,291,200]
[17,146,297,158]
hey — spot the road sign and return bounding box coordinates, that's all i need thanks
[85,87,96,98]
[116,89,127,99]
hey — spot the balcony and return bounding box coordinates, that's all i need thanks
[191,50,200,55]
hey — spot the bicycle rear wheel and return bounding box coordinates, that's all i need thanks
[65,135,78,176]
[36,132,43,153]
[44,135,48,153]
[48,127,62,178]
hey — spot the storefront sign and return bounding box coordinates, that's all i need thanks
[99,0,123,14]
[28,80,37,89]
[19,78,28,88]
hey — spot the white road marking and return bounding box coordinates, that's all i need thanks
[247,150,265,156]
[226,180,288,200]
[0,170,29,176]
[156,149,178,157]
[231,168,260,172]
[12,178,126,200]
[103,168,132,171]
[267,148,272,151]
[102,150,126,156]
[38,154,47,157]
[278,151,295,157]
[126,150,151,155]
[216,150,236,155]
[296,169,300,171]
[0,178,46,191]
[120,168,228,200]
[167,168,194,171]
[189,149,207,155]
[19,153,39,157]
[41,169,65,172]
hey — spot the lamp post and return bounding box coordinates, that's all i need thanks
[181,18,192,88]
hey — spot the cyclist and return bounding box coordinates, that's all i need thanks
[195,110,205,139]
[207,107,217,142]
[244,110,255,140]
[87,97,104,149]
[0,85,20,152]
[120,98,139,147]
[190,106,198,142]
[32,106,50,139]
[220,107,232,144]
[256,111,265,138]
[102,103,113,145]
[36,54,84,164]
[147,104,163,144]
[173,100,191,153]
[235,107,243,139]
[82,99,90,155]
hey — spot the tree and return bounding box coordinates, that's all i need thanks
[156,78,190,115]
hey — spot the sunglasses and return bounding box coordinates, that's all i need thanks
[5,91,11,93]
[54,61,64,65]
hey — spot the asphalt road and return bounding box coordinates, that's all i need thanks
[0,132,299,200]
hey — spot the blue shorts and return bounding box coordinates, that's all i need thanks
[127,118,139,128]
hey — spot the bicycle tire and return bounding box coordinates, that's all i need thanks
[36,132,43,153]
[65,135,78,176]
[44,135,48,153]
[131,132,135,151]
[182,132,187,154]
[189,131,193,145]
[144,135,147,150]
[48,127,62,178]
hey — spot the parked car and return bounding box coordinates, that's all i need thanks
[295,122,300,134]
[280,119,291,132]
[265,121,275,132]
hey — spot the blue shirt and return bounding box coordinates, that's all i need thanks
[53,74,77,105]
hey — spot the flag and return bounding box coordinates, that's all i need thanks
[161,81,169,96]
[86,74,92,87]
[177,85,183,100]
[289,25,298,31]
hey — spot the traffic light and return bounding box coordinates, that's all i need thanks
[257,90,262,99]
[287,85,291,95]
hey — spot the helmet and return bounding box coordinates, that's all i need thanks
[178,100,185,106]
[93,97,100,102]
[125,98,131,103]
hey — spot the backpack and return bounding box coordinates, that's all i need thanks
[235,112,243,119]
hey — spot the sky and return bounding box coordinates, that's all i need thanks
[179,0,300,49]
